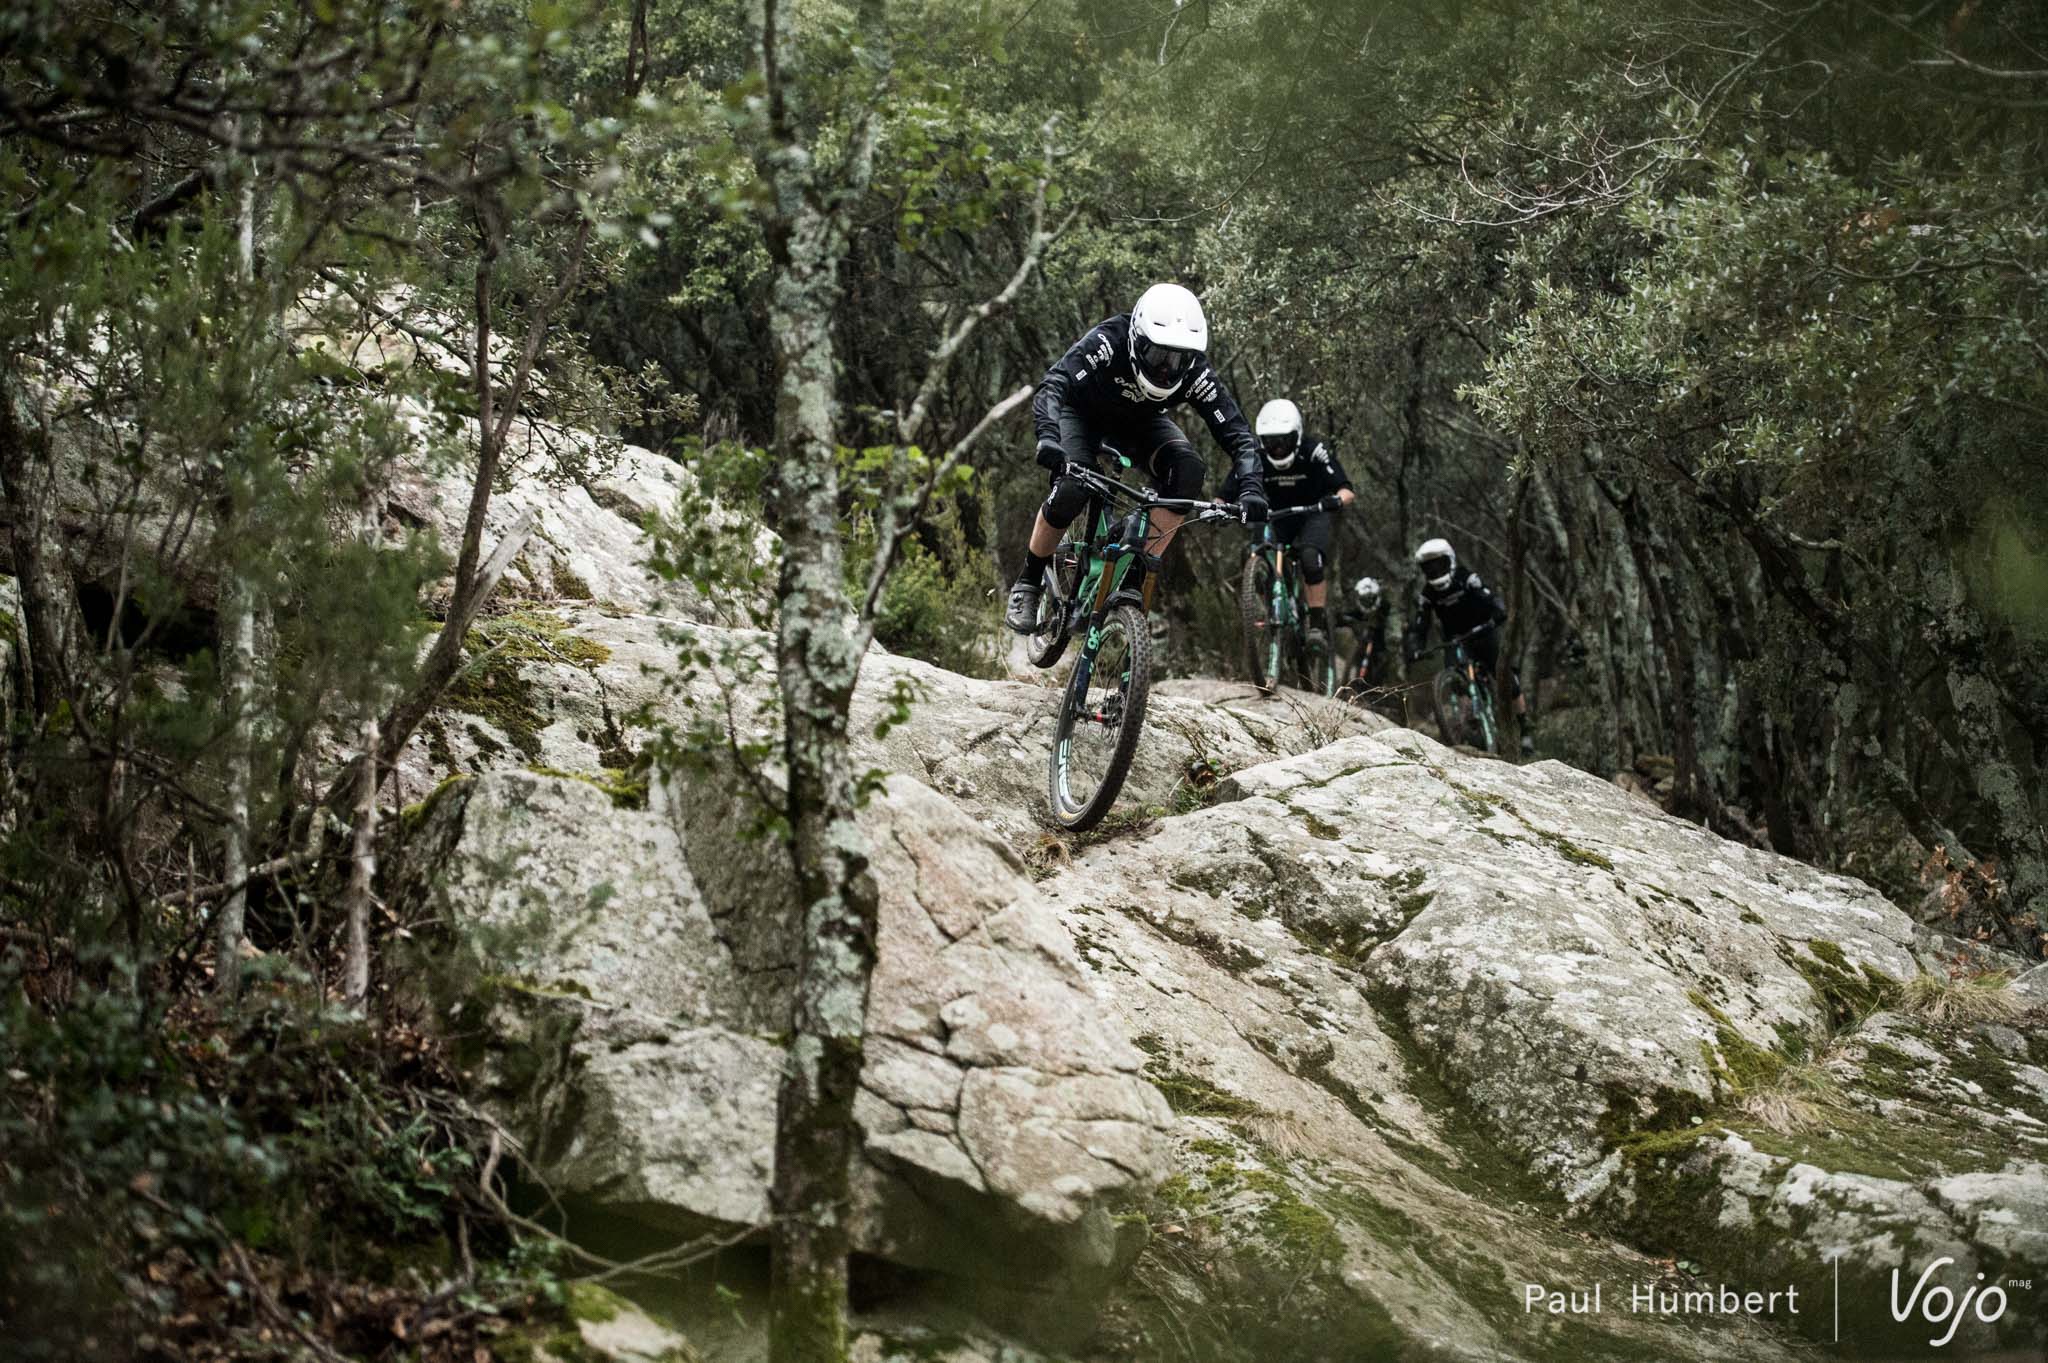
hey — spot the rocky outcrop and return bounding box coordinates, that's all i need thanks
[383,444,2044,1360]
[1040,726,2046,1357]
[405,767,1174,1316]
[393,603,1384,847]
[394,596,2048,1358]
[382,417,773,626]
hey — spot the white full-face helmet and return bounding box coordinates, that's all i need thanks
[1352,575,1382,610]
[1254,399,1304,468]
[1128,283,1207,400]
[1414,537,1456,591]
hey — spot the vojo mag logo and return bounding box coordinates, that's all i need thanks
[1889,1256,2014,1347]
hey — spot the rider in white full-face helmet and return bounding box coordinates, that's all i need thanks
[1005,283,1268,633]
[1403,537,1534,752]
[1345,574,1392,689]
[1221,397,1356,651]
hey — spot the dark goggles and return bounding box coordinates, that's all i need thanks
[1134,337,1194,384]
[1260,432,1299,458]
[1419,555,1453,581]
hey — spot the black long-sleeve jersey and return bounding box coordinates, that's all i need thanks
[1032,313,1263,485]
[1404,566,1507,654]
[1220,430,1350,508]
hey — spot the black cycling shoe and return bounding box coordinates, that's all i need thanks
[1005,581,1043,634]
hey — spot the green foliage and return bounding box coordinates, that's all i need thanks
[860,532,1003,678]
[0,960,490,1355]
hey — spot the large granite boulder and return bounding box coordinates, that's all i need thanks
[1032,726,2045,1358]
[403,768,1174,1315]
[375,428,2047,1358]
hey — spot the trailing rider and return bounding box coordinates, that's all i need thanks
[1401,537,1534,754]
[1005,283,1268,634]
[1346,574,1392,691]
[1219,398,1354,653]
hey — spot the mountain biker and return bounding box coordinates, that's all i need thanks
[1218,399,1354,652]
[1401,537,1534,754]
[1005,283,1268,633]
[1346,575,1391,690]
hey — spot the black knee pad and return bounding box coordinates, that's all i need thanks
[1041,473,1091,530]
[1298,546,1327,585]
[1147,441,1205,501]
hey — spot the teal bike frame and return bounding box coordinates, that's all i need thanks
[1243,503,1336,693]
[1439,624,1502,753]
[1048,458,1240,690]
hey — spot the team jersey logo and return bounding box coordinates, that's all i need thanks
[1085,334,1113,370]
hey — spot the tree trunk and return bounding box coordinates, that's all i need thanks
[1618,490,1708,822]
[342,715,379,1007]
[753,3,885,1357]
[214,141,261,999]
[0,369,75,722]
[1497,466,1530,757]
[214,575,256,998]
[1396,330,1426,558]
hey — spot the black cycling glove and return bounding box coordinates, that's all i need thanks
[1035,439,1066,472]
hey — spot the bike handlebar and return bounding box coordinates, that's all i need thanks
[1442,621,1500,648]
[1060,463,1255,525]
[1403,620,1498,665]
[1264,500,1343,522]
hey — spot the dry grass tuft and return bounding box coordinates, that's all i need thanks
[1239,1111,1320,1161]
[1897,970,2021,1025]
[1737,1051,1850,1134]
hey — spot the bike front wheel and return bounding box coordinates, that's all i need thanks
[1048,602,1153,831]
[1471,680,1500,754]
[1239,554,1278,690]
[1431,668,1470,748]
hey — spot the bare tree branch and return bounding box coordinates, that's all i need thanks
[894,120,1065,448]
[856,384,1032,641]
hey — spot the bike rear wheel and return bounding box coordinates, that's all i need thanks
[1047,603,1153,831]
[1239,553,1278,690]
[1301,603,1336,697]
[1025,528,1086,669]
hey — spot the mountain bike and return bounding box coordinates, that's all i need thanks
[1422,623,1502,753]
[1023,456,1250,831]
[1239,504,1339,697]
[1336,616,1391,712]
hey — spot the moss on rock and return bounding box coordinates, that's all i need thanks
[1783,938,1901,1027]
[445,610,614,763]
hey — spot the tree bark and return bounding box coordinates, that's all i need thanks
[342,715,379,1006]
[215,145,261,999]
[214,574,257,998]
[0,369,75,722]
[752,3,885,1358]
[1497,466,1530,757]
